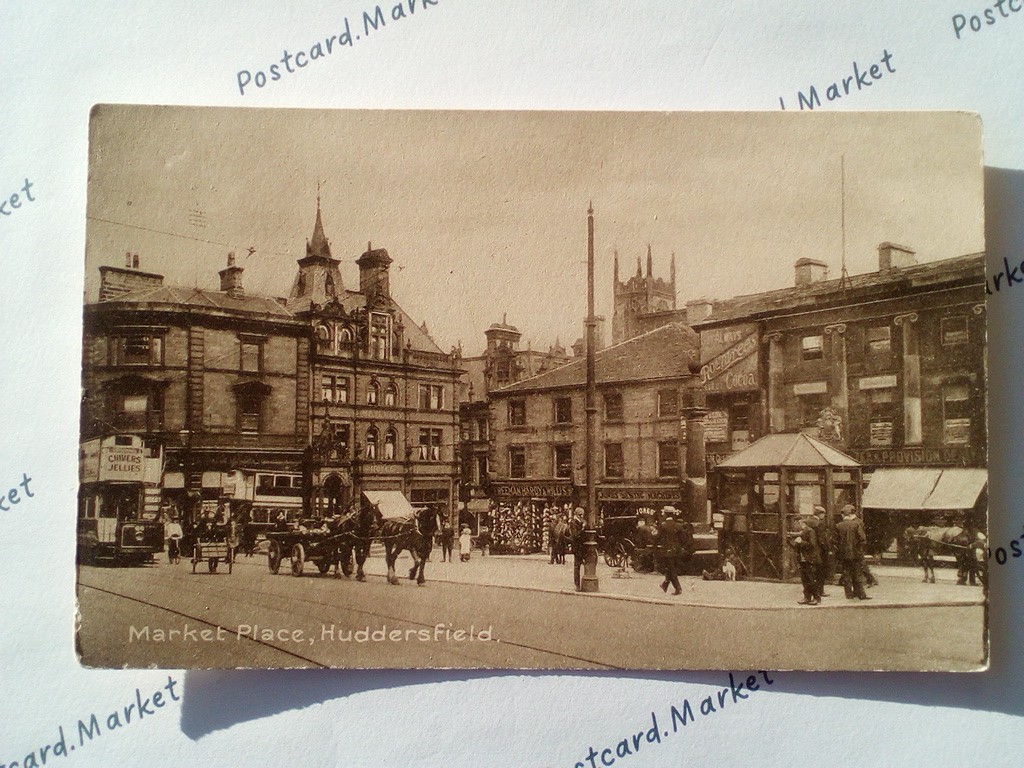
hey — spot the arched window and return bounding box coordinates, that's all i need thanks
[366,380,380,405]
[384,382,398,407]
[384,427,398,460]
[365,427,378,459]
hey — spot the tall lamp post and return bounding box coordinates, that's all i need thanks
[580,203,600,592]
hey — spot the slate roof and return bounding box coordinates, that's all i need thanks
[697,252,985,327]
[102,284,294,318]
[492,322,698,395]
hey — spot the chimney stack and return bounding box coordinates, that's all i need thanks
[794,258,829,287]
[219,252,244,298]
[685,297,714,324]
[878,242,917,271]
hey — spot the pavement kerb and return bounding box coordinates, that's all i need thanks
[349,566,982,611]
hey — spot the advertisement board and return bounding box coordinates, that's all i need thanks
[699,323,760,393]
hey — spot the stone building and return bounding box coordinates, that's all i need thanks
[81,204,462,523]
[456,316,573,522]
[487,322,702,550]
[288,205,463,520]
[81,253,309,512]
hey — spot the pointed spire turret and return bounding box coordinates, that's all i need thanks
[306,198,332,259]
[635,254,642,278]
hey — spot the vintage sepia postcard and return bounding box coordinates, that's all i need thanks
[76,106,988,671]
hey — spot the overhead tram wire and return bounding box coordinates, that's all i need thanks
[85,215,293,260]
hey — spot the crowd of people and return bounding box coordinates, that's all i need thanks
[790,504,876,605]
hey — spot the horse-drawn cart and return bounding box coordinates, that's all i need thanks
[266,527,347,576]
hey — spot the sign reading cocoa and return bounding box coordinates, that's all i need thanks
[699,324,760,393]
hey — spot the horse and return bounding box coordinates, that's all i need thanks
[904,526,972,583]
[333,503,380,582]
[380,506,440,585]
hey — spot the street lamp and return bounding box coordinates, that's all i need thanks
[580,203,600,593]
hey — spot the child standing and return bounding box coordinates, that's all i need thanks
[459,527,472,562]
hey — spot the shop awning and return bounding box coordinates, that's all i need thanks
[921,468,988,510]
[464,499,491,513]
[862,468,987,510]
[362,490,417,520]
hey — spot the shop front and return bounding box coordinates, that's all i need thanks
[490,480,574,554]
[861,467,988,561]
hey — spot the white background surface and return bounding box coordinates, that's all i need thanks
[1,2,1022,766]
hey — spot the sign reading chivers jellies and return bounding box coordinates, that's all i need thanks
[699,323,760,393]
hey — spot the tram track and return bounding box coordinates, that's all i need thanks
[77,568,623,670]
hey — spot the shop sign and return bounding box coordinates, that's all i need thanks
[859,374,898,390]
[870,421,894,447]
[793,381,827,396]
[849,445,983,466]
[704,410,729,443]
[699,324,760,393]
[597,486,680,503]
[493,481,573,498]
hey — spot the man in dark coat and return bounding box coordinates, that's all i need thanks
[812,505,834,596]
[656,506,685,595]
[568,508,586,590]
[792,516,822,605]
[836,504,870,600]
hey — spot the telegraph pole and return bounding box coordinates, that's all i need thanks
[581,202,600,593]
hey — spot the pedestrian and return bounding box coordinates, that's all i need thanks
[548,510,558,564]
[440,522,454,562]
[835,504,871,600]
[813,505,836,592]
[568,507,586,590]
[477,526,492,556]
[459,526,472,562]
[791,516,822,605]
[656,506,684,596]
[164,515,183,564]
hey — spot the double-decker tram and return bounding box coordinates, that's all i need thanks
[77,435,165,564]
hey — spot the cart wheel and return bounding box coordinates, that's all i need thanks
[317,560,332,575]
[209,557,218,573]
[291,543,305,576]
[268,540,281,574]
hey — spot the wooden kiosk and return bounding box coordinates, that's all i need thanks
[711,433,862,580]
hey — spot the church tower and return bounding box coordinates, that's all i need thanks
[287,198,345,311]
[611,245,677,344]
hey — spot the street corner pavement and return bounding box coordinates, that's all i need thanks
[357,554,985,610]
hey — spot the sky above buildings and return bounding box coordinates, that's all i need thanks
[84,107,984,354]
